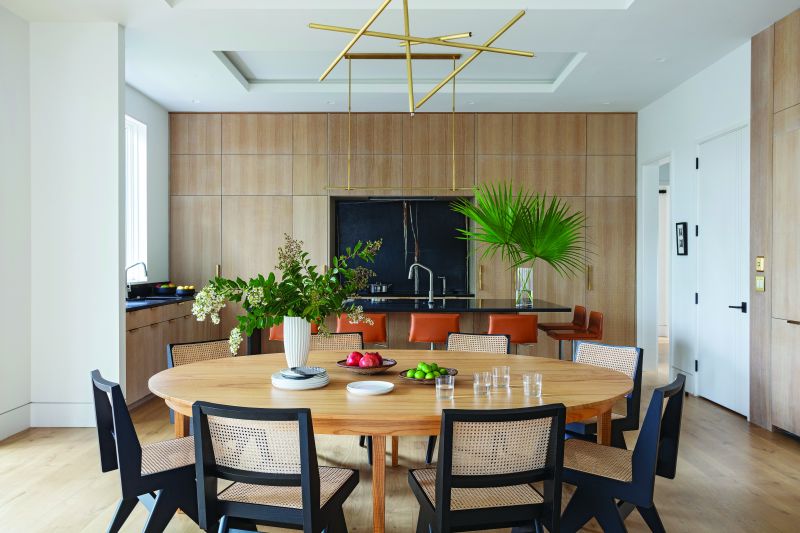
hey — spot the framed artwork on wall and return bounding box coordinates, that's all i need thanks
[676,222,688,256]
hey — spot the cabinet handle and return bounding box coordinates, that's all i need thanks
[215,264,221,278]
[478,265,483,291]
[587,265,593,292]
[788,320,800,326]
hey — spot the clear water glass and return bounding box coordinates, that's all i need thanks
[473,371,491,397]
[523,372,543,397]
[436,374,455,400]
[492,365,511,389]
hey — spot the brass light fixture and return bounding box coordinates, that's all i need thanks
[310,1,533,114]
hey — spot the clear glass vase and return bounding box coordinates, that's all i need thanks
[515,266,533,307]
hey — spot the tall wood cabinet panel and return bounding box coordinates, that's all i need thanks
[512,114,586,155]
[170,155,222,195]
[403,154,474,194]
[221,114,293,154]
[586,156,636,196]
[774,10,800,113]
[403,113,475,155]
[586,113,636,155]
[476,155,514,184]
[328,114,404,154]
[292,196,329,267]
[328,154,403,194]
[476,114,512,154]
[293,155,328,195]
[221,155,292,195]
[293,114,328,154]
[585,196,636,346]
[771,318,800,434]
[514,156,585,196]
[772,104,800,320]
[169,196,221,289]
[170,114,221,155]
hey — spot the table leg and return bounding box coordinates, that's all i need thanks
[371,435,386,533]
[596,408,612,446]
[174,411,190,438]
[391,436,399,467]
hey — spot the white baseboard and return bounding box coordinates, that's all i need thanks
[30,402,95,427]
[0,404,31,441]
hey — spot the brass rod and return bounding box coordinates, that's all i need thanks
[398,32,472,46]
[347,58,352,191]
[309,22,534,58]
[344,53,461,60]
[402,0,414,116]
[326,186,475,191]
[452,57,456,191]
[318,0,393,82]
[416,10,528,109]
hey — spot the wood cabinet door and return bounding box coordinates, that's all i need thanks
[585,197,636,346]
[774,11,800,113]
[170,196,221,289]
[125,322,166,405]
[771,318,800,435]
[476,247,514,299]
[772,105,800,321]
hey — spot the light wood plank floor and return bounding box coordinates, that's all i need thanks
[2,355,799,532]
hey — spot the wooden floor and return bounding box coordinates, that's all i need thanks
[2,345,800,532]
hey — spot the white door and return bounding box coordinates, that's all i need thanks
[697,126,750,416]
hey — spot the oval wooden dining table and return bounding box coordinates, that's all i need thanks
[149,349,632,533]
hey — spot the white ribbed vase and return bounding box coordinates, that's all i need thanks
[283,316,311,368]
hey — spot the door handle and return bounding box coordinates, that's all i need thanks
[728,302,747,313]
[787,320,800,326]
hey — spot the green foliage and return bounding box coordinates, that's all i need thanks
[199,235,381,337]
[451,182,586,277]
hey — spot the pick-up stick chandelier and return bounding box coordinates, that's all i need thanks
[313,1,533,191]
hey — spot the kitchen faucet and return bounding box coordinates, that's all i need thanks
[408,263,434,305]
[125,262,148,296]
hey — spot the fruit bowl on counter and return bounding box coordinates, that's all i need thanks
[155,283,177,295]
[336,351,397,375]
[398,361,458,384]
[176,285,195,296]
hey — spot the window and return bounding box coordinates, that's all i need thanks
[125,115,148,282]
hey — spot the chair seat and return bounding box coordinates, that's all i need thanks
[563,439,633,483]
[537,323,582,332]
[410,468,544,511]
[140,436,195,475]
[218,467,356,509]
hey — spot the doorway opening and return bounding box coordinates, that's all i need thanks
[656,163,671,378]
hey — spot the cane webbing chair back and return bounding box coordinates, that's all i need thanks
[207,416,302,474]
[309,332,363,351]
[446,332,510,354]
[168,339,233,368]
[575,342,638,380]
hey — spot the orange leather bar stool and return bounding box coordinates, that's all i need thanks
[269,321,319,342]
[488,314,538,346]
[538,305,588,333]
[547,310,604,360]
[336,313,388,345]
[409,313,460,350]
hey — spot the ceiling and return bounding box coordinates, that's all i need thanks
[3,0,799,112]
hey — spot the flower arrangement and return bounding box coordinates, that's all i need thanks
[193,234,382,353]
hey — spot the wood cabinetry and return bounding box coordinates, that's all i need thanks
[125,301,220,405]
[771,318,800,434]
[169,195,221,289]
[774,10,800,113]
[772,104,800,321]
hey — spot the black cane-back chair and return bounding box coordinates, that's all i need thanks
[560,373,687,532]
[90,370,197,532]
[192,402,359,532]
[409,404,566,533]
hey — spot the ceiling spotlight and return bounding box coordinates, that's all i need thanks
[191,97,201,104]
[327,100,336,105]
[601,101,612,105]
[466,101,475,105]
[655,57,667,63]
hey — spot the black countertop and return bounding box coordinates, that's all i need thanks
[349,298,571,313]
[125,296,195,312]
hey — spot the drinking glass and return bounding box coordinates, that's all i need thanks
[492,366,511,389]
[436,374,455,400]
[473,371,491,397]
[523,372,543,397]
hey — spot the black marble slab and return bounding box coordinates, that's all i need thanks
[348,298,571,313]
[125,296,195,312]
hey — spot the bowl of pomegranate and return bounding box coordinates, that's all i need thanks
[336,351,397,375]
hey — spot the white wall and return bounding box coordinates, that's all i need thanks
[0,5,31,440]
[29,23,125,427]
[637,42,751,390]
[125,85,169,283]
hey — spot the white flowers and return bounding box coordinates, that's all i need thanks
[243,285,265,308]
[228,327,243,355]
[347,305,374,326]
[192,284,240,325]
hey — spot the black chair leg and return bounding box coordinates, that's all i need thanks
[425,436,437,465]
[617,500,636,519]
[217,515,229,533]
[561,487,597,533]
[359,435,366,447]
[611,428,628,449]
[107,497,138,533]
[594,497,627,533]
[367,436,373,466]
[325,506,348,533]
[637,504,666,533]
[416,508,433,533]
[142,488,181,533]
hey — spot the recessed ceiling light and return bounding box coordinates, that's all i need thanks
[601,101,612,105]
[327,100,336,105]
[466,101,475,105]
[655,57,667,63]
[191,97,201,104]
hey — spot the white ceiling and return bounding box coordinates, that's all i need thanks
[3,0,799,112]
